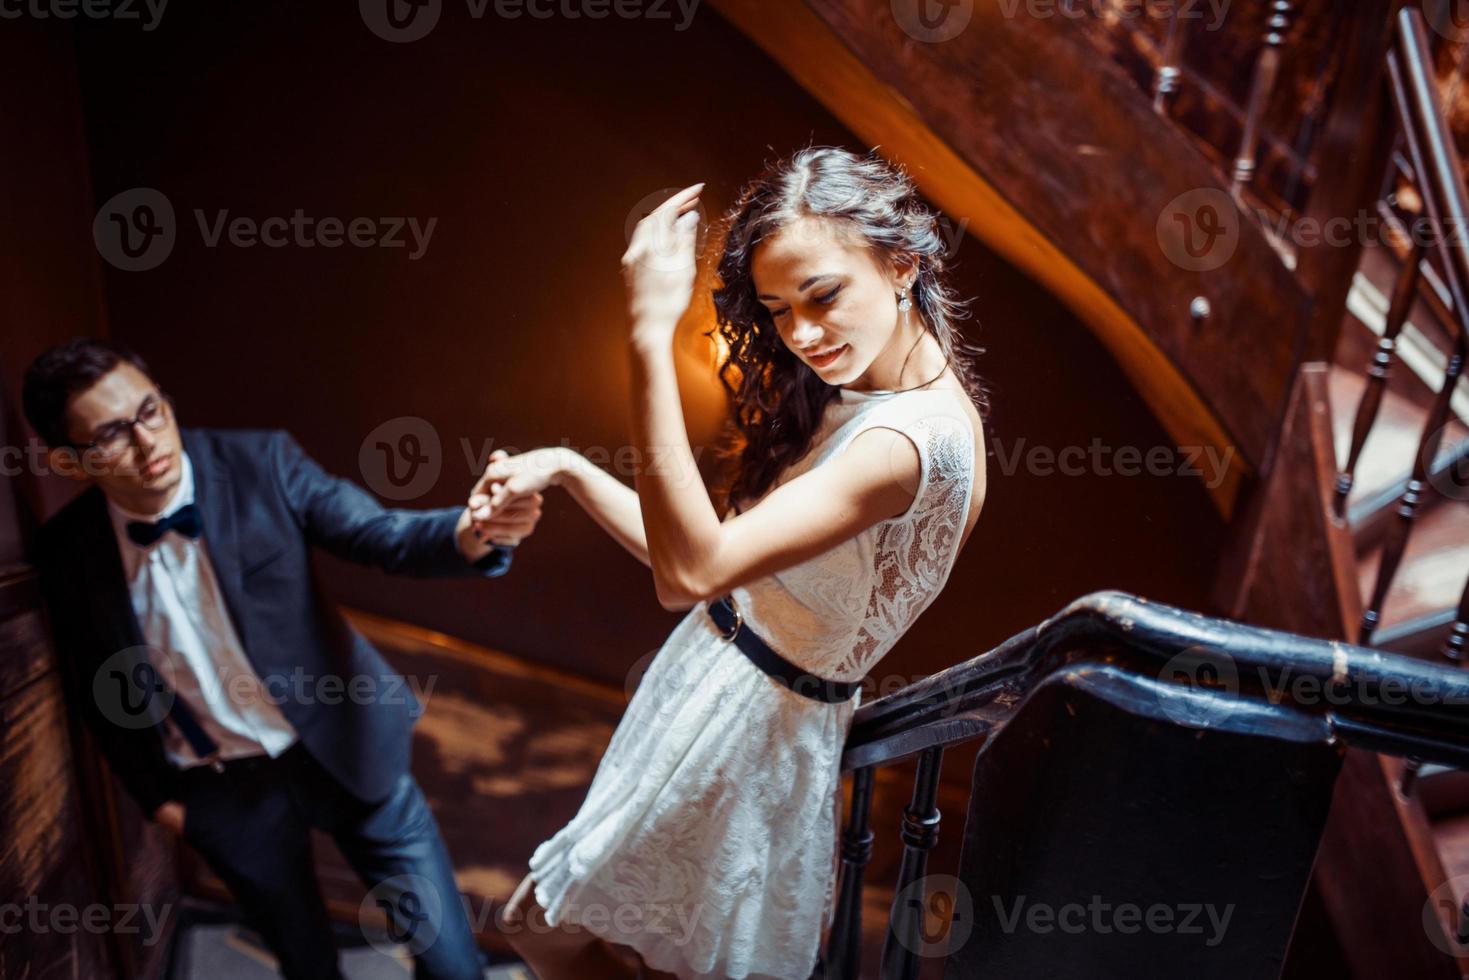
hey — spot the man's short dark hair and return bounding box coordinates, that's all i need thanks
[22,338,153,448]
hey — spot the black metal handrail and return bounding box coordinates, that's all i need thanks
[820,589,1469,979]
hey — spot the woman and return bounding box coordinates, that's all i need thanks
[485,146,989,978]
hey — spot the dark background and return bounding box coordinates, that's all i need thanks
[4,1,1225,687]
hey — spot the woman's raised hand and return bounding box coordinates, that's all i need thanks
[621,182,705,348]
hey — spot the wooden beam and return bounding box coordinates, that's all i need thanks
[710,0,1336,518]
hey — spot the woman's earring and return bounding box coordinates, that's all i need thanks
[897,288,914,313]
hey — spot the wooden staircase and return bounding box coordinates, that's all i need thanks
[707,0,1469,974]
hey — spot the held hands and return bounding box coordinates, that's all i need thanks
[464,448,555,548]
[621,182,705,349]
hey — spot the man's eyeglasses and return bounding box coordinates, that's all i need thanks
[76,393,172,457]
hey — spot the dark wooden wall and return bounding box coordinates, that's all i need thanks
[0,19,181,979]
[65,1,1227,691]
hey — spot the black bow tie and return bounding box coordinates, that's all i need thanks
[127,503,203,547]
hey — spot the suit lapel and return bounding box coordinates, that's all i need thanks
[183,429,252,653]
[74,486,146,654]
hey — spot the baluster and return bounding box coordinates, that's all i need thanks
[1152,5,1193,116]
[879,746,944,980]
[1232,1,1295,200]
[1335,238,1426,519]
[1361,357,1465,648]
[822,766,875,980]
[1438,571,1469,666]
[1401,757,1424,796]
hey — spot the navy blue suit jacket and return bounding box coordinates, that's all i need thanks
[35,427,511,815]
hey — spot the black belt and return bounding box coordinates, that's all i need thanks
[707,595,861,704]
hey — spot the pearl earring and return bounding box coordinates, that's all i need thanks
[897,288,913,313]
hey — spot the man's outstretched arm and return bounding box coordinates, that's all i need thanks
[270,431,541,577]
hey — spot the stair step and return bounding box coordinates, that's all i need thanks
[1432,811,1469,900]
[1357,493,1469,646]
[1421,765,1469,820]
[1326,365,1469,537]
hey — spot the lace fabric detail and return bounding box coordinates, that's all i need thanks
[527,389,977,978]
[735,390,977,683]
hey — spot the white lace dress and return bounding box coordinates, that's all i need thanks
[527,386,977,979]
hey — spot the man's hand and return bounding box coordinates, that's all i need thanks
[153,801,186,835]
[460,449,544,556]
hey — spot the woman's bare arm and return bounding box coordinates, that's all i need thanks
[556,451,651,567]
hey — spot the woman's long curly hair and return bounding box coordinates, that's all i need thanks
[710,145,991,510]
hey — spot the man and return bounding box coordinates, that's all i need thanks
[24,337,539,980]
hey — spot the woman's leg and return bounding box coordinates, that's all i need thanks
[500,872,637,980]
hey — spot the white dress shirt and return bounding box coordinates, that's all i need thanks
[107,452,299,768]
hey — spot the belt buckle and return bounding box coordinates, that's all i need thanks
[718,597,743,642]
